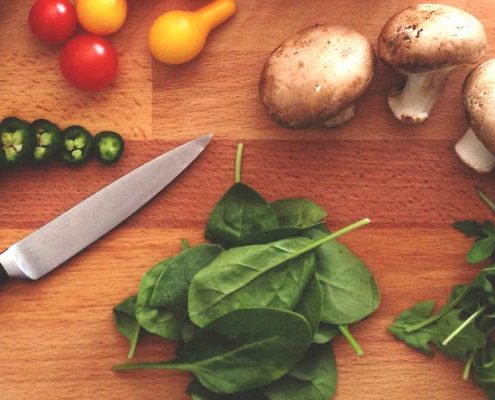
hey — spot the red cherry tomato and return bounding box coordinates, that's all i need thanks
[29,0,77,45]
[59,35,119,92]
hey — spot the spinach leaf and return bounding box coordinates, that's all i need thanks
[114,308,313,394]
[188,238,316,327]
[135,258,174,337]
[205,147,328,248]
[262,344,337,400]
[389,301,486,360]
[136,245,222,341]
[294,275,322,338]
[235,228,310,246]
[271,199,326,228]
[149,244,223,307]
[180,317,198,344]
[113,295,141,359]
[237,199,327,246]
[287,343,333,381]
[205,182,279,248]
[305,227,380,325]
[313,323,340,344]
[187,380,219,400]
[206,188,327,248]
[190,220,370,327]
[187,379,267,400]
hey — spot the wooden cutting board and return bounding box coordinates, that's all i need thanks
[1,0,495,398]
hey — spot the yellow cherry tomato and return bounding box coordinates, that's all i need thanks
[148,11,207,65]
[76,0,127,36]
[148,0,236,65]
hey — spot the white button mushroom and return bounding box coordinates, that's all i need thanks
[455,59,495,173]
[378,4,487,124]
[259,25,376,129]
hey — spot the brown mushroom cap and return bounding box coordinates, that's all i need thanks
[259,25,376,129]
[463,59,495,154]
[378,4,486,74]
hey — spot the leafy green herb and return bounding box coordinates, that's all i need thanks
[390,188,495,400]
[390,301,486,359]
[467,236,495,264]
[136,244,222,340]
[404,267,495,334]
[453,221,485,238]
[262,344,337,400]
[390,301,437,355]
[454,189,495,264]
[474,345,495,400]
[113,295,141,359]
[114,308,313,394]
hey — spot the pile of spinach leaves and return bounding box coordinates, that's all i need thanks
[390,188,495,400]
[112,144,380,399]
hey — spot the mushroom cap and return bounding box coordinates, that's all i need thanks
[259,25,376,129]
[463,59,495,154]
[378,4,486,74]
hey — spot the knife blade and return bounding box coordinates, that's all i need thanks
[0,134,212,281]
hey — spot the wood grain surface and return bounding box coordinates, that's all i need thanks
[1,0,495,399]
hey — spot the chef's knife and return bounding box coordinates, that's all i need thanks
[0,134,212,281]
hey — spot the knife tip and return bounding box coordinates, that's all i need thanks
[198,133,213,147]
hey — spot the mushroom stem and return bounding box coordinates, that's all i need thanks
[455,128,495,173]
[323,105,356,128]
[388,68,453,124]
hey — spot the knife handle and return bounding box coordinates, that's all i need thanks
[0,261,8,281]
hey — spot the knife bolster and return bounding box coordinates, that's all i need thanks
[0,247,30,279]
